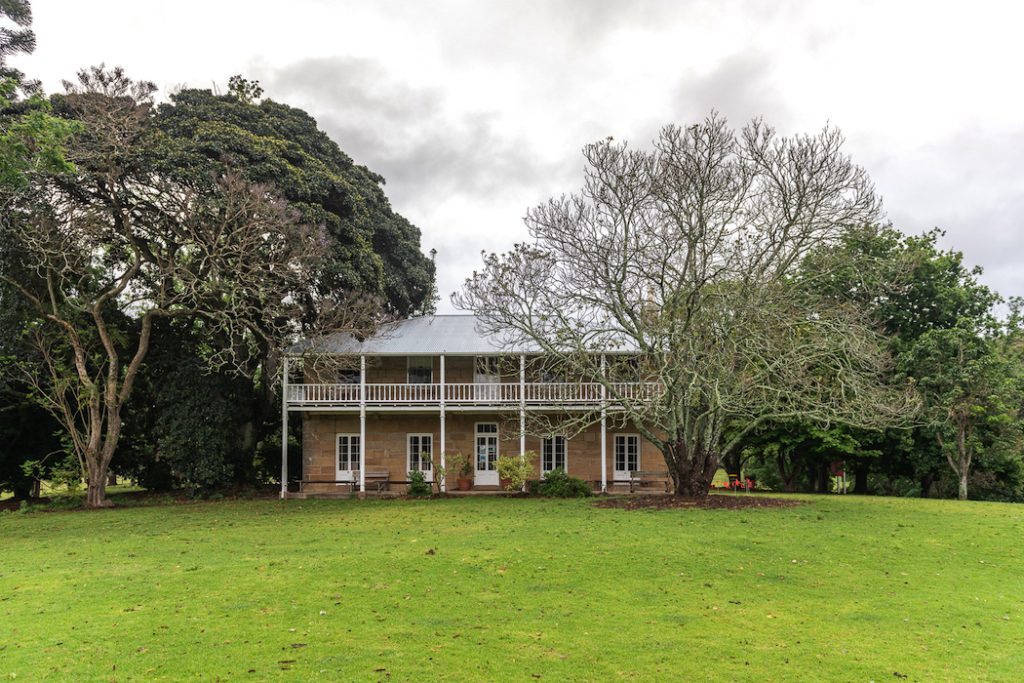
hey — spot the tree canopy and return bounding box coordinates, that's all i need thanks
[149,85,435,316]
[458,114,918,497]
[1,64,435,506]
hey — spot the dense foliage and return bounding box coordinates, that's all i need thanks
[0,2,436,503]
[150,87,435,317]
[739,227,1024,501]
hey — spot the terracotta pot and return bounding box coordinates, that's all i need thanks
[456,476,473,491]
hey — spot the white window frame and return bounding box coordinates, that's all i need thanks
[475,422,499,473]
[407,356,433,384]
[613,433,640,474]
[336,433,361,474]
[407,433,433,478]
[541,435,568,475]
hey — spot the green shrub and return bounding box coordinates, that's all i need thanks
[496,451,538,491]
[537,468,592,497]
[407,470,431,496]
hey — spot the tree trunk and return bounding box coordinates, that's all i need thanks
[958,471,968,501]
[777,453,798,492]
[721,451,741,479]
[85,458,113,508]
[919,473,934,498]
[814,462,829,493]
[665,441,718,499]
[854,465,869,495]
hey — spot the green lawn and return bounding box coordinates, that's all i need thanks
[1,495,1022,681]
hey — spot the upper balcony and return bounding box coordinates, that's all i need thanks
[285,315,653,411]
[286,381,661,410]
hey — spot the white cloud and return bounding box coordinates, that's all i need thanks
[19,0,1024,310]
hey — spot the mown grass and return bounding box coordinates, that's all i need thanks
[1,494,1022,681]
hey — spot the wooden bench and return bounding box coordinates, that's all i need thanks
[298,478,356,493]
[300,470,390,493]
[356,470,389,493]
[626,470,671,493]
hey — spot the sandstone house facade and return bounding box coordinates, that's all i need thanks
[281,315,667,496]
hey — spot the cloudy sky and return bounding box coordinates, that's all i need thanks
[20,0,1024,311]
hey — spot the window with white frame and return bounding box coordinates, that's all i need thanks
[337,434,361,471]
[407,356,433,384]
[614,434,639,473]
[541,436,567,474]
[408,434,433,472]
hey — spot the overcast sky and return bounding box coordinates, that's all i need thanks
[19,0,1024,312]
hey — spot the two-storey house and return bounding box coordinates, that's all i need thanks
[281,315,667,496]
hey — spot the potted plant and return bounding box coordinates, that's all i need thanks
[432,452,472,492]
[454,453,473,491]
[496,451,538,492]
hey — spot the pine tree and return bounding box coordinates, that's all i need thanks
[0,0,38,92]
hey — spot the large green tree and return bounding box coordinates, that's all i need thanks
[809,226,1002,496]
[150,81,435,316]
[2,67,380,506]
[129,80,436,489]
[904,322,1021,500]
[742,226,1013,498]
[0,0,82,498]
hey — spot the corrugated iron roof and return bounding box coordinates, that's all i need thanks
[289,314,535,356]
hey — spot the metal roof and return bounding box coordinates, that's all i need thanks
[289,315,537,356]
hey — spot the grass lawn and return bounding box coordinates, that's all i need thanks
[1,495,1022,681]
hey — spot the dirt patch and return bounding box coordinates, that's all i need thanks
[594,494,804,511]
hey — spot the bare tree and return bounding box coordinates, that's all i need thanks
[456,114,918,498]
[1,67,377,506]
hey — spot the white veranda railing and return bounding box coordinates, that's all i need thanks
[286,382,660,406]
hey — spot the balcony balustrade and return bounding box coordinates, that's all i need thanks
[286,382,661,407]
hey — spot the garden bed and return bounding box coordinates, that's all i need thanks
[594,493,803,510]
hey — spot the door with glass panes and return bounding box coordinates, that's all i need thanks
[408,433,433,482]
[614,434,639,481]
[336,433,361,484]
[475,422,499,486]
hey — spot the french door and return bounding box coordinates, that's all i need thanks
[614,434,639,480]
[336,433,361,484]
[408,433,433,482]
[475,422,499,486]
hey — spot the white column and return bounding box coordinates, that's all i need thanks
[359,354,366,494]
[519,354,526,457]
[600,353,607,493]
[439,353,446,493]
[280,355,290,499]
